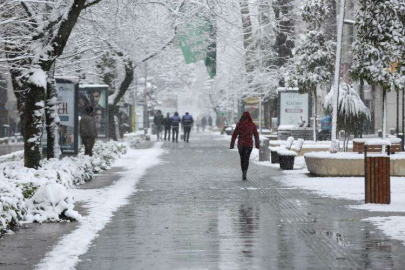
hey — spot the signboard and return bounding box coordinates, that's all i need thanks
[57,79,79,154]
[278,91,311,128]
[79,85,109,138]
[42,78,79,155]
[243,96,262,127]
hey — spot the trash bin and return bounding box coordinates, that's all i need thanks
[259,138,270,162]
[364,140,391,204]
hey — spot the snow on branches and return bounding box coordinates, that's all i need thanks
[324,82,370,121]
[351,0,405,91]
[293,0,335,93]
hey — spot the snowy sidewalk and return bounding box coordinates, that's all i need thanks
[0,140,161,270]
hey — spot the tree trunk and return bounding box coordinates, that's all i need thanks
[23,83,45,169]
[108,104,118,141]
[45,79,59,159]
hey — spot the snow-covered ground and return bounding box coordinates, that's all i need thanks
[35,143,165,270]
[253,148,405,247]
[0,141,127,234]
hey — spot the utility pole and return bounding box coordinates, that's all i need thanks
[144,62,148,134]
[331,0,346,144]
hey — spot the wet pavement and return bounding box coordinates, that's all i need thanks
[75,133,405,269]
[1,133,405,269]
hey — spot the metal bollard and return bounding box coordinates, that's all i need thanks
[259,138,270,162]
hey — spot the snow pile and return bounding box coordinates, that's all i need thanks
[0,141,127,234]
[295,139,305,151]
[285,137,295,149]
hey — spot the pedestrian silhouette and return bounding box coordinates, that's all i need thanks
[153,110,165,141]
[164,113,171,141]
[230,112,260,180]
[182,112,194,143]
[171,112,181,143]
[201,116,207,132]
[80,106,97,156]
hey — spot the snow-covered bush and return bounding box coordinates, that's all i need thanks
[324,82,370,151]
[0,177,26,234]
[0,140,127,234]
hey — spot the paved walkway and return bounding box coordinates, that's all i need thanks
[75,133,405,269]
[1,133,405,269]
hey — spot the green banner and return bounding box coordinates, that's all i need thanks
[177,20,211,64]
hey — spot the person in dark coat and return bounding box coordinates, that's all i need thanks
[164,113,171,141]
[171,112,181,143]
[80,106,98,156]
[153,110,165,141]
[230,112,260,180]
[182,112,194,143]
[201,116,207,132]
[208,115,213,129]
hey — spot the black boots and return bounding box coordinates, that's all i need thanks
[242,171,247,180]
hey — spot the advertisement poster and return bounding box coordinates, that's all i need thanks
[243,97,262,127]
[57,79,78,153]
[278,91,310,128]
[79,85,109,138]
[42,78,79,155]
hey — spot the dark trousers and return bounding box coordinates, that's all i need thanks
[238,147,253,174]
[184,126,191,142]
[156,125,163,141]
[164,127,171,140]
[82,137,95,157]
[172,127,179,142]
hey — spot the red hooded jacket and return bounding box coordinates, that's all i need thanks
[230,112,260,149]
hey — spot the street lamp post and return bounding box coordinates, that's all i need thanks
[331,0,346,145]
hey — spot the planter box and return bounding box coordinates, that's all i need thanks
[271,150,279,164]
[279,155,295,170]
[277,150,297,170]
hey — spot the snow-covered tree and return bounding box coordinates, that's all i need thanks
[293,0,335,141]
[351,0,405,138]
[1,0,104,168]
[324,82,370,151]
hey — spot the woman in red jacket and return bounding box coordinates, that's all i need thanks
[230,112,260,180]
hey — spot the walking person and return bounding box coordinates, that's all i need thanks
[80,106,98,157]
[164,113,171,141]
[153,110,165,141]
[171,112,181,143]
[230,112,260,180]
[201,116,207,132]
[208,115,213,130]
[182,112,194,143]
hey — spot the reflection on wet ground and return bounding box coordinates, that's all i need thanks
[68,133,405,269]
